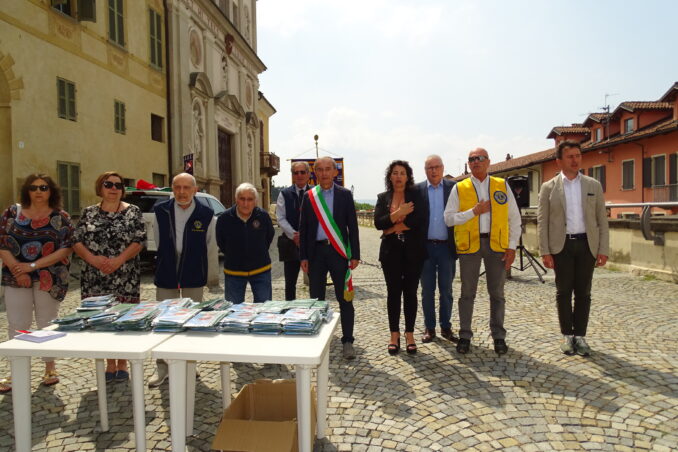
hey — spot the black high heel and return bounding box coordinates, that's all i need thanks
[405,333,417,354]
[388,336,401,355]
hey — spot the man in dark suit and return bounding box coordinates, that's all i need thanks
[417,155,458,343]
[300,157,361,359]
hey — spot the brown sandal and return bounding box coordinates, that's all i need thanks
[0,377,11,394]
[41,370,59,386]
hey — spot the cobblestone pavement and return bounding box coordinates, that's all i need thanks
[0,226,677,451]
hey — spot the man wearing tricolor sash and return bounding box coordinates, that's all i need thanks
[300,157,361,360]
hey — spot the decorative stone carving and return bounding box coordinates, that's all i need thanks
[192,99,205,169]
[221,55,228,93]
[189,29,202,68]
[247,133,254,179]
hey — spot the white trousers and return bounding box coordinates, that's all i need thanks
[5,283,61,362]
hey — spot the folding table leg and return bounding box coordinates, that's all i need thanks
[295,364,313,452]
[129,359,146,451]
[186,361,196,436]
[316,350,330,438]
[9,356,31,452]
[220,362,231,410]
[94,359,109,432]
[167,359,187,452]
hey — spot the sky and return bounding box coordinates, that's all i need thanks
[256,0,678,201]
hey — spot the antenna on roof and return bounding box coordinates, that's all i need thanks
[599,93,618,141]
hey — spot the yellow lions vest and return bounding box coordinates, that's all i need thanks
[454,176,510,254]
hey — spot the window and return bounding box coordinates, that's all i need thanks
[123,178,135,188]
[114,100,126,134]
[152,173,166,187]
[57,78,76,121]
[622,160,634,190]
[151,114,164,142]
[51,0,96,21]
[219,0,230,18]
[594,128,602,143]
[149,9,163,68]
[652,155,666,186]
[624,118,634,134]
[589,165,606,192]
[108,0,125,47]
[57,161,80,214]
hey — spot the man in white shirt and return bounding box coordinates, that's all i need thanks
[275,162,310,300]
[537,140,609,356]
[444,148,521,355]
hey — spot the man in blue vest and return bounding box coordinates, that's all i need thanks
[149,172,214,387]
[276,161,311,300]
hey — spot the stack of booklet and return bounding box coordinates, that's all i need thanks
[192,298,233,311]
[80,294,116,309]
[217,307,259,333]
[286,299,317,310]
[281,308,323,335]
[158,297,194,310]
[259,300,289,314]
[152,307,201,332]
[184,310,230,331]
[53,310,104,331]
[88,304,136,331]
[250,313,285,334]
[310,300,333,323]
[112,302,161,331]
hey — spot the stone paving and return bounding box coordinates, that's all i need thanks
[0,226,677,451]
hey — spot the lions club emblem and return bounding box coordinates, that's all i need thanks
[493,191,507,205]
[194,220,203,230]
[252,219,261,229]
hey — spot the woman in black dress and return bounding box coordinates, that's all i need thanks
[374,161,426,355]
[73,171,146,382]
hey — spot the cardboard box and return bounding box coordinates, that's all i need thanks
[212,379,317,452]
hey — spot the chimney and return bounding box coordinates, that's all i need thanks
[505,153,512,161]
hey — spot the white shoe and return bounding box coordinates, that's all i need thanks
[148,360,168,387]
[342,342,356,360]
[574,336,591,356]
[560,335,575,355]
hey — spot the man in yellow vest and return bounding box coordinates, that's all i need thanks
[444,148,522,355]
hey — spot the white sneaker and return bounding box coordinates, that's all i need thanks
[148,360,169,387]
[342,343,356,360]
[574,336,591,356]
[560,335,575,355]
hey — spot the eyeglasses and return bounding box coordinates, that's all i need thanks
[28,185,49,192]
[102,181,124,190]
[468,155,489,163]
[292,171,307,175]
[425,165,443,171]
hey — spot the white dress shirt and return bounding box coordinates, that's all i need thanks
[443,175,522,249]
[276,185,307,240]
[561,172,586,234]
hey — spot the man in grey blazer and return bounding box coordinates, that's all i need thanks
[537,140,609,356]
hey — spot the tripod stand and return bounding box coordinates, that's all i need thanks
[510,230,547,283]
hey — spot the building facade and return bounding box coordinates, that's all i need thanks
[166,0,277,208]
[0,0,169,214]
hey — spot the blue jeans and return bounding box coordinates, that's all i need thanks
[420,242,456,330]
[224,270,272,303]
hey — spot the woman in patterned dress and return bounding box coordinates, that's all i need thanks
[0,174,74,393]
[73,171,146,383]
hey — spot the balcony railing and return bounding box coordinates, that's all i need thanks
[260,152,280,176]
[652,184,678,202]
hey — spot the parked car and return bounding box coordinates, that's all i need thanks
[125,188,227,255]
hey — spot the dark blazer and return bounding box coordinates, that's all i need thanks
[374,188,427,263]
[417,179,457,257]
[299,183,360,262]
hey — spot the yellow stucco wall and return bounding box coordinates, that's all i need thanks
[0,0,168,212]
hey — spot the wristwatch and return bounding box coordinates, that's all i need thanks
[30,263,37,269]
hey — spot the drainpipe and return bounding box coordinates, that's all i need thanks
[164,0,173,181]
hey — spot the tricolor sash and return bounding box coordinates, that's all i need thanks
[308,185,354,302]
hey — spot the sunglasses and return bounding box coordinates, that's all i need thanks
[468,155,489,163]
[103,181,124,190]
[29,184,49,192]
[292,171,307,175]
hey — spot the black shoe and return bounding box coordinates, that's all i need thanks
[456,338,470,354]
[494,339,508,355]
[440,328,459,343]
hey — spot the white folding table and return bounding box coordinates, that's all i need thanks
[0,331,173,452]
[152,315,339,452]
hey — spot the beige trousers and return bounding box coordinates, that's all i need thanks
[155,286,205,303]
[5,283,61,362]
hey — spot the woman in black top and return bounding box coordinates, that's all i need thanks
[374,161,426,355]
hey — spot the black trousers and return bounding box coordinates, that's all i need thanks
[381,239,423,333]
[309,244,355,343]
[553,238,596,336]
[283,260,301,301]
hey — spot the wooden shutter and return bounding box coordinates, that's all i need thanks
[78,0,96,21]
[600,165,606,193]
[669,153,677,185]
[643,158,651,188]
